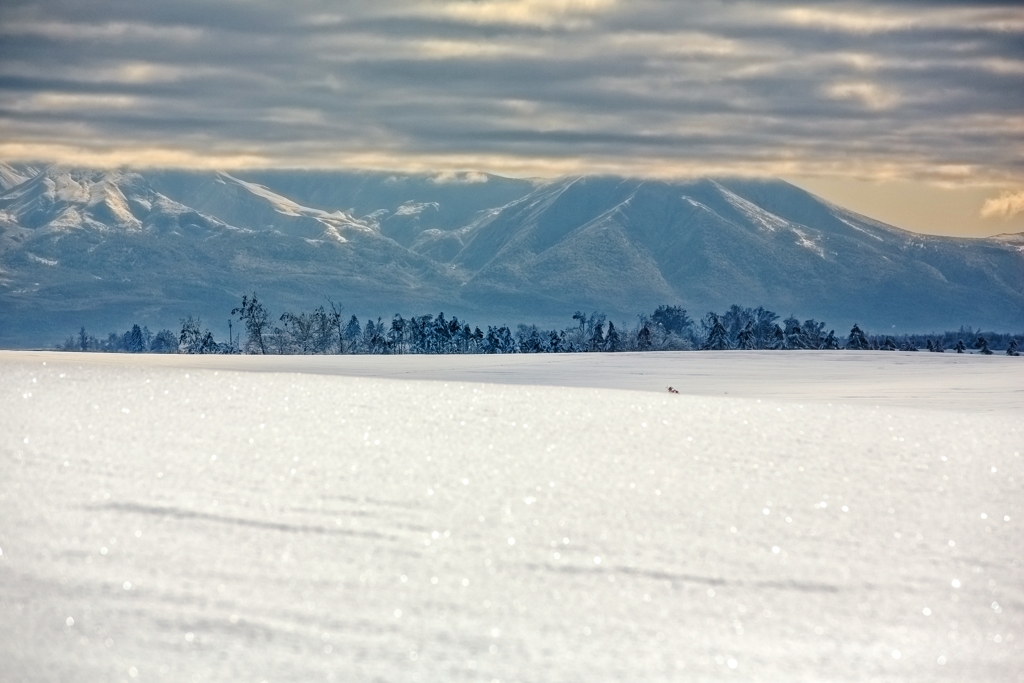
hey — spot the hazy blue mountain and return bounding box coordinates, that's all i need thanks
[0,167,458,345]
[0,166,1021,347]
[452,176,1024,329]
[148,169,536,248]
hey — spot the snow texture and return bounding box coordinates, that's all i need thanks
[1,351,1021,683]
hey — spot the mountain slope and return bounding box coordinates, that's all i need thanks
[0,168,459,344]
[453,176,1024,328]
[0,167,1021,347]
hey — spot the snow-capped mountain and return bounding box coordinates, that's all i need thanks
[0,164,1021,346]
[452,176,1024,328]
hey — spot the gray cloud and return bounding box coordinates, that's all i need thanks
[0,0,1021,182]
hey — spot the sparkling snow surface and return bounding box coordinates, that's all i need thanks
[1,351,1021,683]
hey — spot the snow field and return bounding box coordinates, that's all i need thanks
[0,353,1022,682]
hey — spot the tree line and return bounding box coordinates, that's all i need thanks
[63,294,1022,356]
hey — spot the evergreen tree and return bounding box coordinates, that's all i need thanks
[1007,340,1020,356]
[589,320,605,351]
[362,318,377,352]
[150,329,178,353]
[845,324,870,350]
[722,305,753,346]
[821,330,840,350]
[637,323,653,351]
[975,337,993,355]
[388,315,407,354]
[606,321,622,352]
[802,319,827,349]
[783,316,808,349]
[955,339,966,353]
[549,330,563,353]
[651,305,693,336]
[78,326,89,352]
[926,339,934,351]
[736,321,756,350]
[701,314,730,350]
[343,315,362,351]
[125,324,146,353]
[751,307,780,348]
[933,338,945,353]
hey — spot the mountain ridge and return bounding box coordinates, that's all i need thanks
[0,163,1021,346]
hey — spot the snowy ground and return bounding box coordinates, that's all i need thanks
[1,351,1021,683]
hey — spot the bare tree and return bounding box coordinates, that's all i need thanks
[232,292,269,354]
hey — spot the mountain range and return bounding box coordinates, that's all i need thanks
[1,162,1021,347]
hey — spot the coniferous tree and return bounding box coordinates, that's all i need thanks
[549,330,563,353]
[802,319,827,349]
[955,339,966,353]
[150,329,178,353]
[845,324,870,350]
[975,337,993,355]
[342,315,362,351]
[651,305,693,336]
[606,321,622,352]
[1007,340,1020,356]
[736,321,756,350]
[637,323,653,351]
[362,318,377,352]
[125,324,146,353]
[78,326,89,351]
[701,314,730,350]
[821,330,840,350]
[589,320,605,351]
[751,307,780,349]
[783,316,808,349]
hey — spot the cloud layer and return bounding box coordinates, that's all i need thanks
[981,190,1024,219]
[0,0,1022,183]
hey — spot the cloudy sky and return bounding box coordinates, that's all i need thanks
[1,0,1022,235]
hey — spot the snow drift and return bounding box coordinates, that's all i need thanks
[1,351,1021,682]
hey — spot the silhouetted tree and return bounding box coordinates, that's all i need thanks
[179,316,217,354]
[589,319,605,351]
[846,324,870,350]
[701,313,730,350]
[232,292,269,354]
[652,305,693,337]
[125,324,146,353]
[150,329,178,353]
[737,321,756,350]
[637,323,653,351]
[606,321,622,352]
